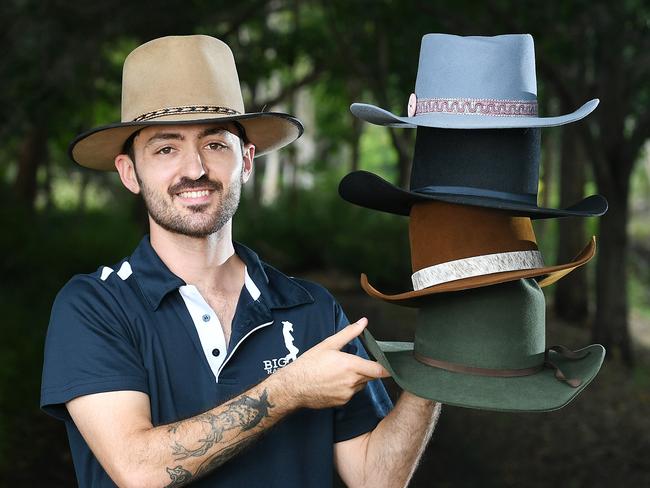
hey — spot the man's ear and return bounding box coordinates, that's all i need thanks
[115,154,141,194]
[241,143,255,184]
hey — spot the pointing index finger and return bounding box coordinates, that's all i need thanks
[320,317,368,350]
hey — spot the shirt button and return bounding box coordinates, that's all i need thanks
[212,348,220,357]
[202,314,210,322]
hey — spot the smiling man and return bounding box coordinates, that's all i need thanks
[121,125,246,240]
[40,35,440,488]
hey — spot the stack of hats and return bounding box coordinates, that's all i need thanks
[338,34,607,412]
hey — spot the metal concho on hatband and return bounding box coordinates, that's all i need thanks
[411,250,545,290]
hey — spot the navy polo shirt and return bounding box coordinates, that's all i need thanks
[41,236,392,487]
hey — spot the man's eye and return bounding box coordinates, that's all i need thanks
[155,146,174,155]
[207,142,227,150]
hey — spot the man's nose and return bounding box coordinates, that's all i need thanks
[181,149,206,180]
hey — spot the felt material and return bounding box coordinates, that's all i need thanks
[409,201,537,270]
[410,128,539,198]
[350,34,598,129]
[70,35,303,170]
[359,200,596,306]
[338,128,608,218]
[362,279,606,412]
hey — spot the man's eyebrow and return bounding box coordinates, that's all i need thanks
[144,132,184,146]
[198,127,232,139]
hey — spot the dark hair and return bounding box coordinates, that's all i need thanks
[122,130,141,164]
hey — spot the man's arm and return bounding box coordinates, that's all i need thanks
[67,318,388,488]
[334,385,441,487]
[68,383,287,488]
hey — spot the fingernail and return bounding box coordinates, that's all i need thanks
[357,317,368,325]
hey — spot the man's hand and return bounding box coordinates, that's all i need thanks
[275,318,391,410]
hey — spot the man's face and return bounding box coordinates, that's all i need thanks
[120,123,253,238]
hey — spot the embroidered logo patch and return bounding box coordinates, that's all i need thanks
[262,321,300,375]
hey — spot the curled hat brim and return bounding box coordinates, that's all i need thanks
[362,329,605,412]
[350,99,599,129]
[69,112,304,171]
[339,170,608,219]
[360,237,596,307]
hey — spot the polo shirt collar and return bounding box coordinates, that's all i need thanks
[130,236,186,310]
[130,236,313,311]
[233,241,314,309]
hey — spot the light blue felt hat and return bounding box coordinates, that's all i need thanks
[351,33,598,129]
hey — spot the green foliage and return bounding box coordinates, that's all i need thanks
[1,0,650,484]
[235,173,411,289]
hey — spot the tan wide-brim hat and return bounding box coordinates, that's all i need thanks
[69,35,304,170]
[362,200,596,306]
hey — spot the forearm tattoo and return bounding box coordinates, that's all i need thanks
[164,389,274,487]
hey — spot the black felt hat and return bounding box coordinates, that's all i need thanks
[338,127,607,219]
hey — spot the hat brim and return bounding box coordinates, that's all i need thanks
[360,237,595,307]
[363,330,605,412]
[69,112,304,171]
[350,99,599,129]
[339,171,608,218]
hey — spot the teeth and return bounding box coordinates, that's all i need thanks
[178,190,210,199]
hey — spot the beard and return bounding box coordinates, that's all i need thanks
[136,170,243,238]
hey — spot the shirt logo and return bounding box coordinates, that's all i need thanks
[262,321,300,375]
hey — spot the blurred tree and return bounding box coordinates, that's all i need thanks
[317,0,429,188]
[436,0,649,364]
[529,1,649,365]
[2,0,647,366]
[555,124,589,323]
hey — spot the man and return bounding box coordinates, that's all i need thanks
[41,35,440,487]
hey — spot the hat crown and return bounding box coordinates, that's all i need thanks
[408,201,538,272]
[415,279,546,370]
[410,126,541,202]
[121,35,245,122]
[415,34,537,101]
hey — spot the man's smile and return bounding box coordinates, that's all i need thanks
[174,188,215,204]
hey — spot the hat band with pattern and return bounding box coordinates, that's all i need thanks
[414,97,538,117]
[133,105,240,122]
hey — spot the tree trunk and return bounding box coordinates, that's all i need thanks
[43,151,53,211]
[346,79,363,172]
[261,151,280,206]
[14,124,47,209]
[555,125,588,323]
[593,178,633,365]
[536,128,556,242]
[77,172,87,212]
[251,155,264,210]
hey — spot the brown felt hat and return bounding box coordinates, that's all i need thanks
[69,35,303,170]
[361,200,596,306]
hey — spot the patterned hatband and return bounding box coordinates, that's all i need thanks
[415,97,538,117]
[132,105,241,122]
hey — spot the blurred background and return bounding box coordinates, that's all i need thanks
[1,0,649,486]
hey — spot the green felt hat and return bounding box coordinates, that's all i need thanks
[363,279,605,412]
